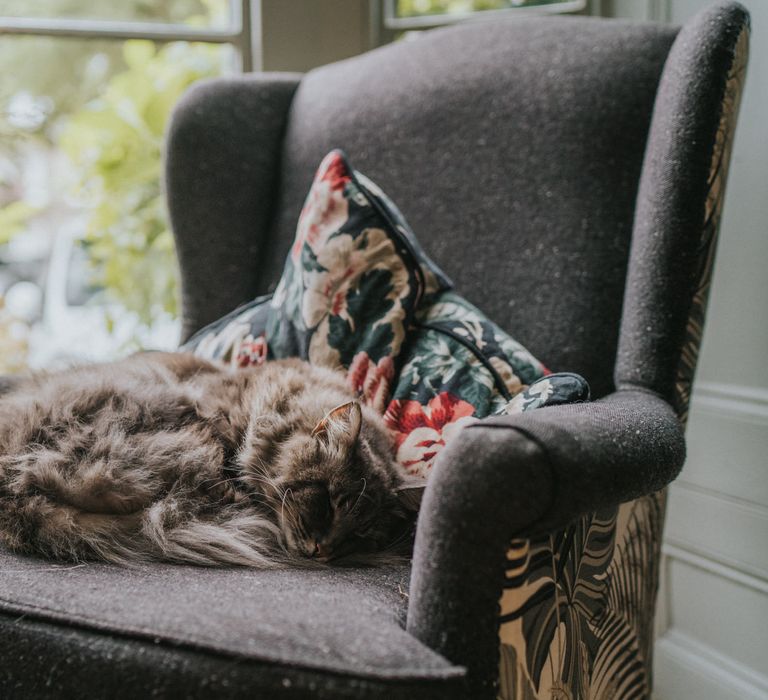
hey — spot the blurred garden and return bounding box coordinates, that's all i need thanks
[0,0,572,373]
[0,0,229,371]
[395,0,571,17]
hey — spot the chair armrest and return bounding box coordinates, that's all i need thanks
[165,73,302,342]
[405,389,685,698]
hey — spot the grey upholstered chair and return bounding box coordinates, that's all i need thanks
[0,2,749,698]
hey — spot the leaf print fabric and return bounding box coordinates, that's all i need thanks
[498,495,666,699]
[182,149,589,481]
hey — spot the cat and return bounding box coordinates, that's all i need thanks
[0,353,411,567]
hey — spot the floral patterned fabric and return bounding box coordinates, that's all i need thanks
[183,150,589,482]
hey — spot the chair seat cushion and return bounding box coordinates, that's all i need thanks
[0,548,464,697]
[184,151,589,480]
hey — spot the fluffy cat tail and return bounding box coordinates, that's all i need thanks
[140,495,287,568]
[0,493,147,565]
[1,490,288,568]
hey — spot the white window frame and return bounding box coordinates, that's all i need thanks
[0,0,259,71]
[381,0,588,32]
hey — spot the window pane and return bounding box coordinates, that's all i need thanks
[0,37,232,370]
[395,0,577,18]
[0,0,233,28]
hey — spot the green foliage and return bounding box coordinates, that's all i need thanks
[328,268,396,365]
[0,0,220,150]
[0,0,227,349]
[0,201,38,244]
[0,0,218,23]
[396,0,566,17]
[59,40,224,326]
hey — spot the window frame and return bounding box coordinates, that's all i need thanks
[381,0,588,32]
[0,0,259,71]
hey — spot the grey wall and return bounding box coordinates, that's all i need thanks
[259,0,372,72]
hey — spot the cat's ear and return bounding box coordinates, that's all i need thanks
[312,401,362,449]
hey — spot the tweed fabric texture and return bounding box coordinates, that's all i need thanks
[670,11,749,420]
[165,73,301,341]
[616,2,749,414]
[0,552,462,686]
[0,619,464,700]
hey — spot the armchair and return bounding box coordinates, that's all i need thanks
[0,2,748,698]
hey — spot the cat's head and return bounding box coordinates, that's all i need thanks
[249,401,410,562]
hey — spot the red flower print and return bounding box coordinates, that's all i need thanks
[319,151,352,192]
[235,334,268,368]
[290,154,352,262]
[347,352,395,414]
[384,393,476,477]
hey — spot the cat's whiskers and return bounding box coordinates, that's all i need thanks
[276,487,308,553]
[198,475,238,490]
[351,478,367,512]
[246,490,283,516]
[243,461,281,487]
[245,472,288,506]
[382,525,412,552]
[246,470,279,489]
[259,502,284,520]
[280,487,294,526]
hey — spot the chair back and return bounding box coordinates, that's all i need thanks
[261,16,677,397]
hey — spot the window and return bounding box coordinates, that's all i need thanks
[0,0,253,370]
[383,0,587,31]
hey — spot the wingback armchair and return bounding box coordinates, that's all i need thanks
[0,2,748,699]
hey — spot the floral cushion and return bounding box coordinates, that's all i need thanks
[183,150,589,481]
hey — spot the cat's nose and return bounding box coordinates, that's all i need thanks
[313,541,330,560]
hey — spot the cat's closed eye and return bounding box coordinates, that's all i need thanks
[286,482,333,526]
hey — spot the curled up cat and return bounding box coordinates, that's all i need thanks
[0,354,412,568]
